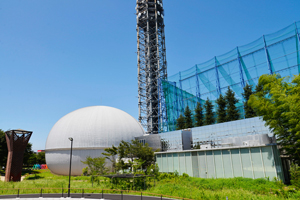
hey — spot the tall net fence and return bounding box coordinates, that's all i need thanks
[159,21,300,132]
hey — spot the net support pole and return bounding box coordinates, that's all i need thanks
[174,82,179,121]
[236,47,246,89]
[295,22,300,74]
[214,56,221,96]
[263,35,273,74]
[179,72,184,113]
[195,65,201,101]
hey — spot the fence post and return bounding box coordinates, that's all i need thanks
[102,189,103,199]
[40,189,42,198]
[17,189,19,198]
[82,189,84,198]
[141,192,142,200]
[161,194,162,200]
[121,191,123,200]
[62,188,63,197]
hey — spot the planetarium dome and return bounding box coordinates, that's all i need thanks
[45,106,145,175]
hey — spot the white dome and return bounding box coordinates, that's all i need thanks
[45,106,145,175]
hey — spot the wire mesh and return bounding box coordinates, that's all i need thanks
[160,21,300,132]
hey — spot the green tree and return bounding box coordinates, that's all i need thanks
[81,156,107,175]
[242,83,256,118]
[0,129,8,168]
[36,152,46,164]
[225,86,240,121]
[102,145,118,172]
[216,94,227,123]
[204,98,215,125]
[184,105,193,128]
[194,102,204,127]
[176,114,185,130]
[103,139,155,173]
[23,143,36,166]
[248,74,300,163]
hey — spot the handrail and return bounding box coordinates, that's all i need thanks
[0,187,193,200]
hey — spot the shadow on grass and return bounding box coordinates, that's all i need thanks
[25,175,43,180]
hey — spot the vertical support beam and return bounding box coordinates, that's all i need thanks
[214,57,221,96]
[295,22,300,74]
[195,65,201,101]
[237,47,246,89]
[179,72,184,113]
[263,35,273,74]
[174,82,179,129]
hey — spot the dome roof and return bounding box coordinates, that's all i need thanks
[45,106,145,150]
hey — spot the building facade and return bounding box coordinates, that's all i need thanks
[154,117,287,182]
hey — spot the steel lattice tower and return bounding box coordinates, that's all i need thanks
[136,0,167,134]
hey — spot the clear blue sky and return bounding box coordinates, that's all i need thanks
[1,0,299,151]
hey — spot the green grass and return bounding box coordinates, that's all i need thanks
[1,170,300,200]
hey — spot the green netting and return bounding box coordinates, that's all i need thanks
[160,21,300,132]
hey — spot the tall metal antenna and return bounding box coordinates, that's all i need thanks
[136,0,167,134]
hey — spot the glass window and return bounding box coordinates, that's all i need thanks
[179,153,185,175]
[231,149,243,177]
[222,150,233,178]
[240,148,253,178]
[261,146,277,179]
[185,152,193,176]
[250,147,265,178]
[206,151,215,178]
[198,151,207,178]
[214,150,224,178]
[192,152,199,177]
[162,154,167,172]
[167,154,173,172]
[156,154,162,172]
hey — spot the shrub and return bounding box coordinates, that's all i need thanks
[290,163,300,189]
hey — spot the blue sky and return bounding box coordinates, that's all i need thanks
[1,0,299,151]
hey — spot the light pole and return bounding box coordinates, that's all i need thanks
[68,137,73,197]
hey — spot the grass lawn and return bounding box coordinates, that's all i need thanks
[0,169,300,200]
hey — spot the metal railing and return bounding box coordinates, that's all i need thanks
[0,188,193,200]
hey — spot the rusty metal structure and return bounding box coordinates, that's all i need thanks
[136,0,167,134]
[5,129,32,182]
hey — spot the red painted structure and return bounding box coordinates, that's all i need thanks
[5,129,32,182]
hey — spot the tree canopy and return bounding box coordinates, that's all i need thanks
[184,105,193,129]
[0,129,8,167]
[249,74,300,164]
[194,102,204,127]
[242,83,257,118]
[204,98,215,125]
[176,114,185,130]
[225,87,240,121]
[103,139,155,173]
[216,94,227,123]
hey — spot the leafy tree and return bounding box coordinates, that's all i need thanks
[176,114,185,130]
[103,139,155,173]
[216,94,227,123]
[0,129,8,168]
[27,153,37,166]
[184,105,193,128]
[204,98,215,125]
[81,156,107,175]
[36,152,46,164]
[23,143,36,166]
[225,86,240,121]
[102,145,118,172]
[194,102,204,127]
[242,83,256,118]
[249,74,300,164]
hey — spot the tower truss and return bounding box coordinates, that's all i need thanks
[136,0,167,134]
